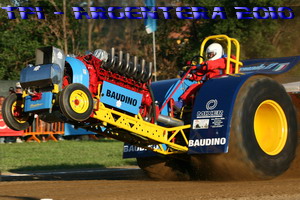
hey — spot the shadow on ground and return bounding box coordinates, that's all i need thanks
[9,163,106,172]
[0,195,40,200]
[1,163,147,182]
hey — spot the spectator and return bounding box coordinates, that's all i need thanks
[15,82,22,94]
[8,87,15,94]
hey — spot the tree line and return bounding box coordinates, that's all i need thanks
[0,0,299,80]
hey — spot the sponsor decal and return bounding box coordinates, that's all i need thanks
[197,110,223,118]
[211,118,224,128]
[206,99,218,110]
[240,62,290,72]
[193,119,209,129]
[101,81,142,115]
[273,63,289,71]
[57,51,63,59]
[30,103,43,108]
[195,99,225,128]
[188,137,226,147]
[123,144,160,153]
[33,65,41,71]
[106,89,138,106]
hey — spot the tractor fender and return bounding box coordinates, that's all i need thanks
[65,57,89,88]
[188,74,253,154]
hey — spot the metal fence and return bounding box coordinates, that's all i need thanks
[23,116,65,143]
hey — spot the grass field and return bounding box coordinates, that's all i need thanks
[0,140,137,172]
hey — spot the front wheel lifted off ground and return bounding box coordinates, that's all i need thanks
[2,93,33,131]
[59,83,93,122]
[190,75,297,180]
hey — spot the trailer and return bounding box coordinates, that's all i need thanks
[2,35,298,180]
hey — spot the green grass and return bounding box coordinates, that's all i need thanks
[0,140,137,172]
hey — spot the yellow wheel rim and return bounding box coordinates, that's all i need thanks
[254,100,287,156]
[69,90,89,114]
[11,101,26,124]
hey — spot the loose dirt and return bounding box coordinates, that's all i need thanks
[1,143,300,200]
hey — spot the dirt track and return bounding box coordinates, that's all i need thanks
[1,143,300,200]
[2,127,300,200]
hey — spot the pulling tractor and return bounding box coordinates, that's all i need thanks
[3,35,299,180]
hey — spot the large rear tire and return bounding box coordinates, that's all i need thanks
[191,76,297,180]
[137,156,191,181]
[59,83,93,122]
[2,93,33,131]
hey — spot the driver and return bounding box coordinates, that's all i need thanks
[189,43,227,81]
[178,43,229,106]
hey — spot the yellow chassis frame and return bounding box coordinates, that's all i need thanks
[23,35,244,156]
[22,83,190,155]
[92,102,190,155]
[88,35,243,155]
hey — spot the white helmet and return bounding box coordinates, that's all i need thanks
[205,43,224,61]
[16,82,21,88]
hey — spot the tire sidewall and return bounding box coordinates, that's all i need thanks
[59,83,93,121]
[235,76,297,177]
[2,93,31,131]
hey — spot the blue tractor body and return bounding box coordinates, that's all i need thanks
[3,35,300,181]
[123,55,300,158]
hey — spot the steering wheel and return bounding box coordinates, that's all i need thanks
[184,55,207,72]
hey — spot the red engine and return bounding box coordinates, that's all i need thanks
[76,48,153,118]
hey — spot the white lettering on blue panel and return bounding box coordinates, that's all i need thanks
[101,81,143,115]
[188,138,226,147]
[123,144,160,152]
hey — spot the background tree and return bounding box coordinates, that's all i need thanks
[0,0,299,80]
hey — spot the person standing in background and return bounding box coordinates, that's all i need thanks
[15,82,22,94]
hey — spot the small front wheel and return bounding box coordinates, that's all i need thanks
[59,83,93,121]
[2,93,33,131]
